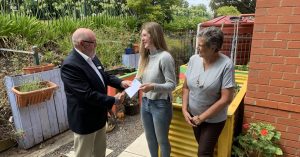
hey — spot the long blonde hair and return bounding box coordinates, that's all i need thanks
[136,22,168,78]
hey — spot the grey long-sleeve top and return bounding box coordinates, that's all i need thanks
[140,50,176,100]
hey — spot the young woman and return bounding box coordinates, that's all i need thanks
[136,22,176,157]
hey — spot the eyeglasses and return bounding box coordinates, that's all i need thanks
[82,40,96,44]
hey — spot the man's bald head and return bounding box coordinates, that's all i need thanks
[71,28,97,58]
[72,28,96,47]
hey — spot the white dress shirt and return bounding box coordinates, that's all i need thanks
[75,48,105,87]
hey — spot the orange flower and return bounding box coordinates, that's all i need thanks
[261,129,268,136]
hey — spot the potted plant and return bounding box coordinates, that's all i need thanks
[22,63,55,74]
[125,33,139,54]
[133,43,139,53]
[11,79,58,107]
[232,122,283,157]
[124,94,139,116]
[125,40,134,54]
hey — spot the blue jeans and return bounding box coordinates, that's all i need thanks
[141,97,173,157]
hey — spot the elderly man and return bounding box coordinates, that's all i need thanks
[61,28,130,157]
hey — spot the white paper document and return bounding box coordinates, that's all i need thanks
[125,79,141,98]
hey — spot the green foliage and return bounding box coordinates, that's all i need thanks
[164,4,210,31]
[127,0,185,26]
[47,17,93,39]
[18,0,130,19]
[164,16,207,31]
[0,14,17,37]
[234,84,241,95]
[88,15,138,30]
[210,0,256,15]
[56,36,73,57]
[1,1,140,142]
[19,78,45,92]
[171,4,209,17]
[216,6,241,16]
[0,14,47,45]
[123,16,139,30]
[165,35,192,78]
[0,13,137,68]
[94,26,136,68]
[127,0,160,25]
[41,50,62,65]
[235,64,249,71]
[232,122,283,157]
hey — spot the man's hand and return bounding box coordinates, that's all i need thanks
[139,83,154,93]
[121,80,131,88]
[114,92,125,105]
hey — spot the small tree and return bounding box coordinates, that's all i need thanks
[127,0,164,26]
[216,6,240,16]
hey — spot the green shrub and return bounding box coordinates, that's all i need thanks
[18,76,45,92]
[164,16,208,32]
[94,26,136,68]
[216,6,241,16]
[47,17,94,39]
[232,122,283,157]
[0,14,47,44]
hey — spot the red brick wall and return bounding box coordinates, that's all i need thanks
[244,0,300,156]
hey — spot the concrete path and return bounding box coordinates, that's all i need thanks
[118,133,150,157]
[63,132,150,157]
[1,130,150,157]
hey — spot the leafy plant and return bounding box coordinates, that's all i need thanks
[216,6,241,16]
[19,78,46,92]
[127,32,138,48]
[88,15,136,29]
[235,64,249,71]
[164,16,208,31]
[164,5,210,32]
[234,84,241,96]
[0,14,47,45]
[18,0,130,19]
[94,26,136,68]
[210,0,256,15]
[0,113,24,141]
[127,0,187,26]
[48,16,93,39]
[232,122,283,157]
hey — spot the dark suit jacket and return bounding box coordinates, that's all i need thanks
[61,49,123,134]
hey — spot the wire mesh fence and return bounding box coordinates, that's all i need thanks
[166,30,196,83]
[223,33,252,66]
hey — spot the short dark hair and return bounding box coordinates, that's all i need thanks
[197,26,224,53]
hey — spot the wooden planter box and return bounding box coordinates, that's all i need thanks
[22,64,55,74]
[12,81,58,107]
